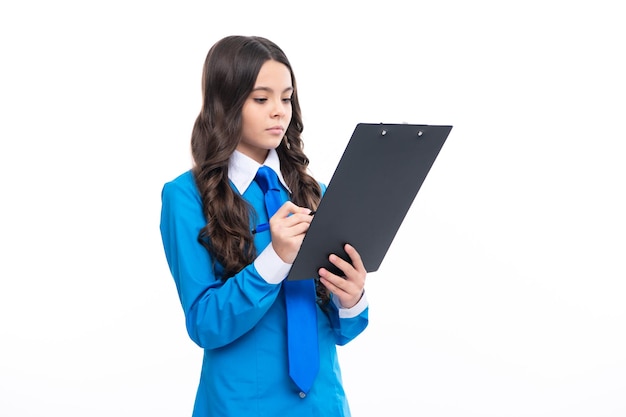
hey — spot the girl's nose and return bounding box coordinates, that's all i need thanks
[271,98,285,117]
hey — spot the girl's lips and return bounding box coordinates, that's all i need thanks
[266,127,285,135]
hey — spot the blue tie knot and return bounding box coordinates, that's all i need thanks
[255,166,281,195]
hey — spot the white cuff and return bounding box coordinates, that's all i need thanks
[254,244,292,284]
[334,291,368,318]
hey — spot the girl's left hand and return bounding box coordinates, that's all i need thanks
[318,243,366,309]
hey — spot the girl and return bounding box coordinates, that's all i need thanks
[160,35,369,417]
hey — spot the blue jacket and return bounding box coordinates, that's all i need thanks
[160,169,369,417]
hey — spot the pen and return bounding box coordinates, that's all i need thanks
[252,210,316,234]
[252,222,270,234]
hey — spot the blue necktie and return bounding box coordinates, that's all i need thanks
[254,165,320,394]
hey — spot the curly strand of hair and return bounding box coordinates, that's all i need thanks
[277,139,322,210]
[194,161,256,279]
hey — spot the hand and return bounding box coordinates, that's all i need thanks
[318,243,366,309]
[270,202,313,264]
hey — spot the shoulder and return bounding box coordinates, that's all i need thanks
[161,170,200,204]
[163,170,196,192]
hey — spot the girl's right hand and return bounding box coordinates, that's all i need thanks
[269,202,313,264]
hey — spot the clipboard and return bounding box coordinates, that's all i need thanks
[287,123,453,281]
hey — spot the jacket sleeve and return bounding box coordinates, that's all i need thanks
[159,177,281,349]
[325,296,369,346]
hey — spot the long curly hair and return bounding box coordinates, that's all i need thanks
[190,35,328,302]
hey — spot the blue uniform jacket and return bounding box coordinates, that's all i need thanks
[160,170,369,417]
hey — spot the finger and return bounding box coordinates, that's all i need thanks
[319,267,364,309]
[319,269,360,304]
[328,253,355,278]
[270,214,311,238]
[318,268,346,291]
[270,204,310,229]
[281,212,313,228]
[274,201,311,218]
[270,214,312,236]
[278,221,310,238]
[344,243,366,273]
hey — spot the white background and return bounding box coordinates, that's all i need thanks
[1,1,625,416]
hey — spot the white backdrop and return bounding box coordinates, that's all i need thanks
[1,1,625,416]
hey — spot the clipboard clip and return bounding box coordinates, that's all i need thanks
[379,127,424,137]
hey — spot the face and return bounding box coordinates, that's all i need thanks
[238,60,293,164]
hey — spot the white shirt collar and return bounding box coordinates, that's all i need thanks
[228,149,290,194]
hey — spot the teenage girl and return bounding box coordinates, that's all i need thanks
[160,35,368,417]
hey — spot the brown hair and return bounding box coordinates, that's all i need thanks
[190,36,327,301]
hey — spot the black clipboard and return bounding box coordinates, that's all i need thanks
[287,123,453,281]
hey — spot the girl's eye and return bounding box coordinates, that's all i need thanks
[254,98,268,103]
[282,97,293,103]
